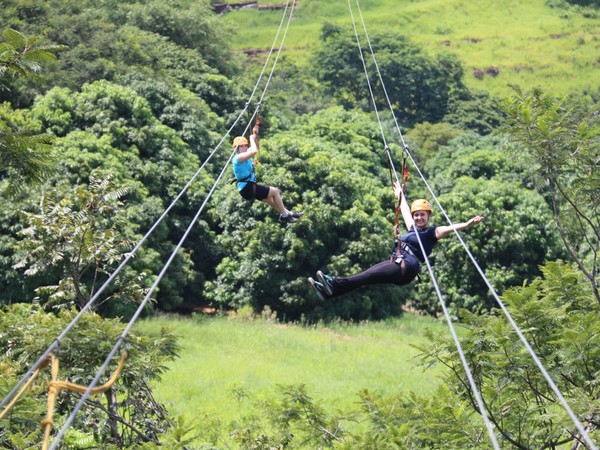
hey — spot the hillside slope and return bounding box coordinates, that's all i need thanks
[221,0,600,97]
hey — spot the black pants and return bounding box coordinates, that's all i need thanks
[330,259,419,297]
[239,182,270,201]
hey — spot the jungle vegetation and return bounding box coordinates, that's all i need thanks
[1,0,599,448]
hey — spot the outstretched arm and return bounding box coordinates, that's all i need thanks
[435,216,484,240]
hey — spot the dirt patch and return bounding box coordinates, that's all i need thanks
[239,47,270,57]
[212,1,292,14]
[472,67,500,79]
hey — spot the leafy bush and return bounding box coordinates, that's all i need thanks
[0,303,179,449]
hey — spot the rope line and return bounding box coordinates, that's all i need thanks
[41,352,128,450]
[45,3,297,448]
[351,1,597,447]
[347,0,501,446]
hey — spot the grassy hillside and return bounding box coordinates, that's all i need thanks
[221,0,600,98]
[134,313,450,425]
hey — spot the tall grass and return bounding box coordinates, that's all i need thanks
[222,0,600,97]
[134,313,450,422]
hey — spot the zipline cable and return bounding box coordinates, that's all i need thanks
[0,0,294,414]
[48,150,236,450]
[237,0,297,148]
[46,3,298,448]
[0,105,252,408]
[347,0,502,447]
[352,2,597,447]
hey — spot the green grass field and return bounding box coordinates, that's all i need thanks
[134,313,451,424]
[221,0,600,97]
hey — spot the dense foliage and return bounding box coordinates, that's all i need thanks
[502,86,600,304]
[313,23,465,127]
[0,303,179,449]
[1,80,222,315]
[0,0,239,107]
[0,1,561,320]
[1,0,599,447]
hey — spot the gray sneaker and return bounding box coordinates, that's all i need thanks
[316,271,334,296]
[290,211,304,219]
[308,277,327,301]
[279,214,298,224]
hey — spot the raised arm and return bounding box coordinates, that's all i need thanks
[251,125,260,165]
[235,132,259,163]
[435,215,484,240]
[394,182,415,232]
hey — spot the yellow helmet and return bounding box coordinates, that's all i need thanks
[233,136,249,148]
[410,199,432,214]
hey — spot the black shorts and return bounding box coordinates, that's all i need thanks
[239,182,270,201]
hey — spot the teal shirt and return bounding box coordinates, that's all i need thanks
[232,155,256,191]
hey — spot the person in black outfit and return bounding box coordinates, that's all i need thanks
[309,182,484,300]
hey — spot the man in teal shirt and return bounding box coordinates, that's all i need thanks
[232,127,303,224]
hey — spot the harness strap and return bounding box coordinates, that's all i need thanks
[230,162,256,184]
[399,241,416,258]
[390,240,417,264]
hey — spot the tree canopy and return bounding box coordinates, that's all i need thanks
[501,86,600,304]
[313,23,466,127]
[1,2,599,447]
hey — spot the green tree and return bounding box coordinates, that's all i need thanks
[119,73,225,157]
[182,383,347,449]
[0,0,239,110]
[313,24,466,127]
[413,261,600,448]
[13,171,149,315]
[25,80,219,313]
[0,28,64,192]
[125,0,235,75]
[405,121,461,165]
[0,101,55,194]
[501,86,600,304]
[337,387,482,449]
[443,89,506,136]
